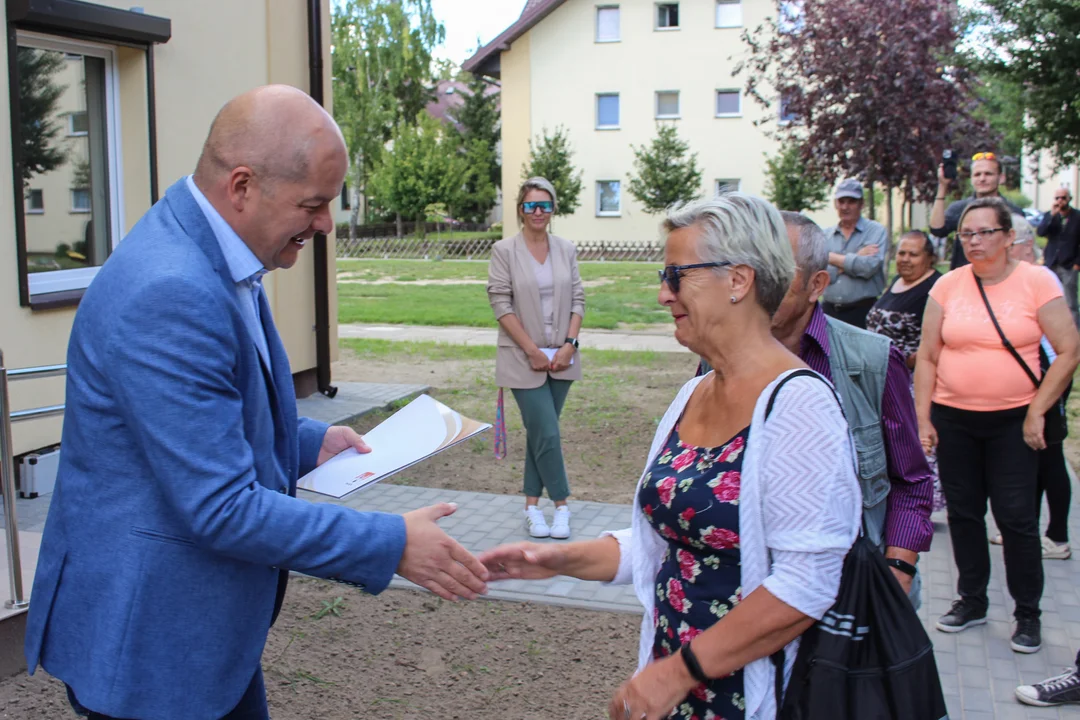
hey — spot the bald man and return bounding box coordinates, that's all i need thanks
[23,86,488,720]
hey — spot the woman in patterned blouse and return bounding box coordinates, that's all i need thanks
[866,231,942,368]
[867,230,945,511]
[479,194,861,720]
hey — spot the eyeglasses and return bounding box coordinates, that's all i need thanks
[972,152,997,162]
[658,262,731,293]
[522,200,554,214]
[957,227,1006,242]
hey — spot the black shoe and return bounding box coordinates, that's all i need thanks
[1011,615,1042,653]
[1016,666,1080,706]
[935,599,987,633]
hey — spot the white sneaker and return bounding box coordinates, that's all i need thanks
[525,506,550,538]
[550,506,571,539]
[1042,536,1072,560]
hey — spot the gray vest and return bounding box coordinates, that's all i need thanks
[824,316,891,547]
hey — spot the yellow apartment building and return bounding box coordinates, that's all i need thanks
[464,0,830,244]
[1,0,339,460]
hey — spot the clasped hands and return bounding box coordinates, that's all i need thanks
[528,344,574,373]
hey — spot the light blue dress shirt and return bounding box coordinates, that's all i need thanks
[185,175,271,371]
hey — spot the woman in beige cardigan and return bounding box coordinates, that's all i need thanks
[487,177,585,539]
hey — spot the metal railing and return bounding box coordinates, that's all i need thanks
[1,352,65,610]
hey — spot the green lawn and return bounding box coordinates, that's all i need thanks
[336,259,669,329]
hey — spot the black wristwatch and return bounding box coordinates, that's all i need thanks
[564,337,579,349]
[886,558,917,577]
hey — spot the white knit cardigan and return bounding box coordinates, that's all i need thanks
[605,370,862,720]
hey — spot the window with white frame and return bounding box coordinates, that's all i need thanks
[596,6,620,42]
[596,93,620,129]
[67,111,88,136]
[715,90,741,117]
[656,91,680,119]
[25,189,44,214]
[71,188,91,212]
[716,0,743,28]
[657,3,679,29]
[597,181,621,216]
[17,32,123,299]
[716,179,741,195]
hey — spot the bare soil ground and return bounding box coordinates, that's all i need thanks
[0,582,641,720]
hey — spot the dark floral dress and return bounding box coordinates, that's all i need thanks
[639,423,748,720]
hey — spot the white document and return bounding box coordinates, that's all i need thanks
[540,348,574,365]
[297,394,491,499]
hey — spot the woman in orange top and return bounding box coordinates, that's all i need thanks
[915,197,1080,655]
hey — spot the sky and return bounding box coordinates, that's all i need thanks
[430,0,527,65]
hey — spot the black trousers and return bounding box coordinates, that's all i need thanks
[932,403,1042,618]
[74,666,268,720]
[1039,442,1072,543]
[821,297,876,329]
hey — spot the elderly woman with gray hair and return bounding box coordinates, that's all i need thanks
[480,194,861,720]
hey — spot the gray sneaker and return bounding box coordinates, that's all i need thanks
[1016,666,1080,706]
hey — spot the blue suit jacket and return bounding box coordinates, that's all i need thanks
[24,180,407,719]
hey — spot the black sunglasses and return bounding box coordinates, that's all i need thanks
[658,262,732,293]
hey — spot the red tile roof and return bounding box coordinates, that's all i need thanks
[462,0,567,77]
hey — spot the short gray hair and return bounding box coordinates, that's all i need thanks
[1012,213,1035,244]
[779,211,829,285]
[663,193,795,315]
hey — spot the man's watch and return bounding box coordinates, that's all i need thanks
[886,558,917,577]
[564,337,579,350]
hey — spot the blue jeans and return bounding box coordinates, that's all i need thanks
[71,666,268,720]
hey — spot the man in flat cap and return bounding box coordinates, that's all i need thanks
[820,178,889,328]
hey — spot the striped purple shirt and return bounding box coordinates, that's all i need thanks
[800,305,934,553]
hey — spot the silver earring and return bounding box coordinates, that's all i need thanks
[730,296,738,304]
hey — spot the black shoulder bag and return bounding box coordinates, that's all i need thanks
[974,276,1069,445]
[765,370,947,720]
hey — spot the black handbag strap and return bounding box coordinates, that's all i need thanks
[974,275,1041,390]
[765,368,846,713]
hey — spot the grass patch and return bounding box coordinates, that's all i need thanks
[336,259,668,329]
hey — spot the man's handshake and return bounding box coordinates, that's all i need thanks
[395,502,490,601]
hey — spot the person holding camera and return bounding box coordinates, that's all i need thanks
[931,151,1022,270]
[1037,188,1080,328]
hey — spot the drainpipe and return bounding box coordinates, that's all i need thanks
[307,0,338,398]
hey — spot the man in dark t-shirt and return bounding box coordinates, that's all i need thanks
[929,152,1022,269]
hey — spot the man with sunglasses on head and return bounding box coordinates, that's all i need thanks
[1037,188,1080,328]
[931,151,1022,270]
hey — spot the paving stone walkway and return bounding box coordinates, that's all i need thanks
[339,322,690,353]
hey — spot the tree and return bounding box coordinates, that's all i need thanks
[369,113,470,235]
[17,47,68,187]
[449,73,500,221]
[520,126,583,217]
[738,0,994,230]
[763,139,829,212]
[626,124,703,214]
[968,0,1080,167]
[332,0,445,236]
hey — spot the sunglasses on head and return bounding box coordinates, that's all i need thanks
[972,152,997,162]
[522,200,554,214]
[658,262,731,293]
